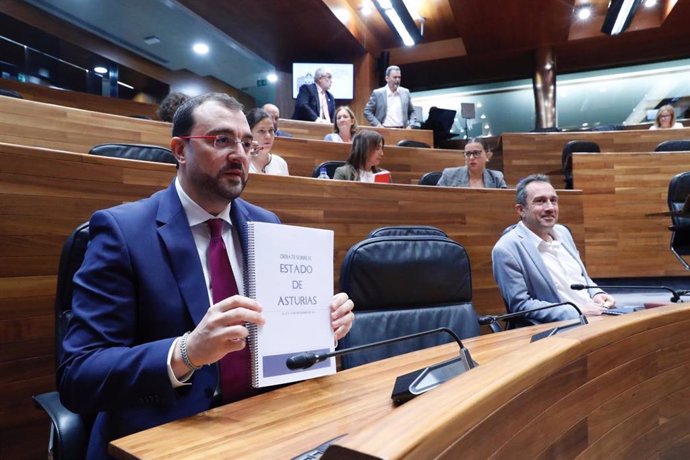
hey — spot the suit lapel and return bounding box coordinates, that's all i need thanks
[514,224,559,295]
[156,183,210,325]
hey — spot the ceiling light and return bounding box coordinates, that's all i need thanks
[117,81,134,90]
[644,0,657,7]
[601,0,642,35]
[93,66,107,74]
[266,73,278,83]
[143,35,160,45]
[373,0,421,47]
[192,42,209,55]
[577,6,592,20]
[361,5,373,16]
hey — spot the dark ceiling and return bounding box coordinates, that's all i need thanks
[180,0,690,91]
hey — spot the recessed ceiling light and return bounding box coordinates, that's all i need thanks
[192,43,209,55]
[93,66,108,74]
[143,35,160,45]
[577,6,592,20]
[644,0,657,7]
[266,73,278,83]
[361,5,373,16]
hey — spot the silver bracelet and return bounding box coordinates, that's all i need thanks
[180,331,201,371]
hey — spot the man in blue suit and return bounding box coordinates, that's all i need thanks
[58,93,355,459]
[492,174,615,323]
[292,67,335,123]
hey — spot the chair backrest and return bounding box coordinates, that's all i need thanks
[54,222,90,368]
[367,225,448,238]
[561,140,600,189]
[655,140,690,152]
[418,171,442,186]
[0,87,23,98]
[668,171,690,228]
[312,160,346,178]
[89,143,177,164]
[339,234,479,369]
[397,139,431,148]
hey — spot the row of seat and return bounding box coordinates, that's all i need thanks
[562,139,690,189]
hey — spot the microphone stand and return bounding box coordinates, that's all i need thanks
[570,283,690,303]
[478,302,589,342]
[286,328,476,405]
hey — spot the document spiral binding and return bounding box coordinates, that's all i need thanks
[246,222,261,388]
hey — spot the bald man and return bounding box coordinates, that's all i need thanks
[262,103,292,137]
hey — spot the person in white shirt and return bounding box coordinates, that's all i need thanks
[649,104,684,130]
[492,174,616,323]
[246,108,289,175]
[363,65,418,129]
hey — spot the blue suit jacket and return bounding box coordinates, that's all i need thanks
[292,83,335,122]
[491,223,603,323]
[58,182,279,459]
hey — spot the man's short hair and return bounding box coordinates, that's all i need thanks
[157,92,190,122]
[516,174,550,206]
[314,67,331,81]
[386,65,401,76]
[172,93,243,137]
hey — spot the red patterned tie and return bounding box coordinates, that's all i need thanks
[207,218,254,403]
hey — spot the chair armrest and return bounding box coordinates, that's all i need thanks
[33,391,89,460]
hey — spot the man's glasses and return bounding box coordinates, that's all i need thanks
[464,150,484,158]
[179,135,254,152]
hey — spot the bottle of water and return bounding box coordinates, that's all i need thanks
[318,166,330,179]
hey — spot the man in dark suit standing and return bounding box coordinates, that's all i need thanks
[58,93,355,459]
[363,65,418,129]
[292,67,335,123]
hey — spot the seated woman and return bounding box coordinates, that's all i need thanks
[649,104,683,130]
[437,138,506,188]
[245,108,290,175]
[324,106,358,143]
[333,130,387,182]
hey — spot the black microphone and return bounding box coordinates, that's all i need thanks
[570,283,688,303]
[478,301,588,342]
[286,328,476,405]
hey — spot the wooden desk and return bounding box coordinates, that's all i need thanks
[110,304,690,459]
[502,128,690,188]
[572,151,690,278]
[279,118,434,146]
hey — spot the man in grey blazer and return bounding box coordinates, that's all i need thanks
[492,174,615,323]
[363,65,418,128]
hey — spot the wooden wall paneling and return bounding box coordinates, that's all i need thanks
[273,136,463,183]
[278,118,434,146]
[573,151,690,278]
[502,128,690,188]
[0,79,160,119]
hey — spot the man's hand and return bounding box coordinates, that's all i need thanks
[593,292,616,309]
[331,292,354,341]
[173,295,264,377]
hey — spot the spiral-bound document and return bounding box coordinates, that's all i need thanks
[246,221,336,387]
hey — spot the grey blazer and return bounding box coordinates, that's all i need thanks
[491,223,603,323]
[363,86,417,128]
[437,166,507,188]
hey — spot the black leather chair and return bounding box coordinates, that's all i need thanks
[338,233,480,369]
[667,171,690,269]
[367,225,448,238]
[32,223,93,459]
[418,171,442,186]
[0,87,23,98]
[397,140,431,148]
[562,140,600,189]
[89,143,177,164]
[655,140,690,152]
[312,160,345,178]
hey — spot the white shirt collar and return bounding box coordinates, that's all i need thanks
[386,86,399,97]
[519,221,557,249]
[174,177,232,227]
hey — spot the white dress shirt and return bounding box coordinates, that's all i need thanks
[383,87,404,128]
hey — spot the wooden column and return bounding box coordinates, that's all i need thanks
[533,47,557,130]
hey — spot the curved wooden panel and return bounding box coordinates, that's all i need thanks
[279,118,434,146]
[326,305,690,459]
